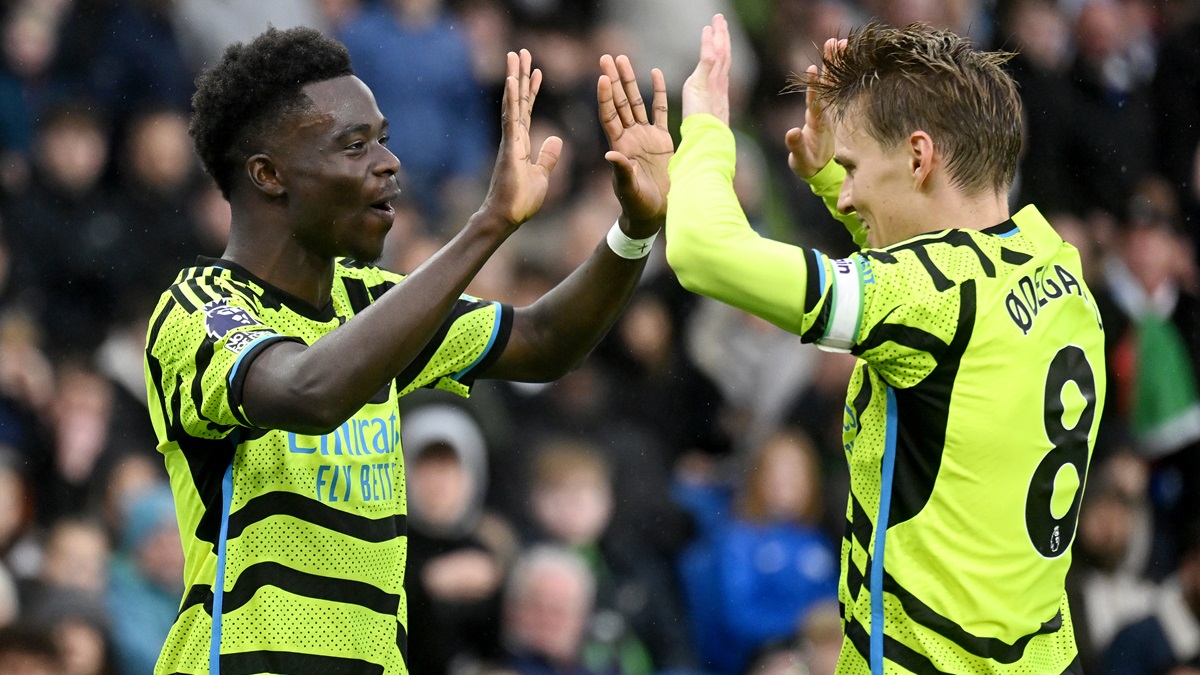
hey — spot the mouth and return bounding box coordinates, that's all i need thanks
[369,189,401,218]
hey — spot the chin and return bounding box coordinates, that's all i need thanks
[345,241,387,265]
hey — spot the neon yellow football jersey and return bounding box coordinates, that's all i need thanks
[144,257,511,674]
[667,115,1105,675]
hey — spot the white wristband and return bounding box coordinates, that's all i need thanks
[606,221,658,259]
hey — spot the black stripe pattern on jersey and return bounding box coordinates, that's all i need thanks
[222,561,401,616]
[397,618,409,668]
[146,298,176,433]
[220,650,385,675]
[395,299,488,389]
[225,491,406,543]
[803,247,823,310]
[176,434,236,549]
[191,333,240,433]
[869,231,998,292]
[883,569,1062,663]
[845,494,873,603]
[886,280,977,528]
[846,616,871,663]
[800,284,834,344]
[883,634,956,675]
[1001,247,1033,266]
[177,584,212,618]
[341,277,373,315]
[169,284,198,313]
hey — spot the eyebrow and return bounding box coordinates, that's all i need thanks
[334,120,388,142]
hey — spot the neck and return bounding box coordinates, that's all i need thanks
[909,187,1010,239]
[223,214,336,308]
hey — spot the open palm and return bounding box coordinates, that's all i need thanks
[482,49,562,229]
[597,54,673,234]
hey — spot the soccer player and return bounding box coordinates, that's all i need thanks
[143,27,671,674]
[665,15,1105,674]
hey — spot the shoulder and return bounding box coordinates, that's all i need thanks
[147,266,268,353]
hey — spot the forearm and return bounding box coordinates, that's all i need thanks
[665,114,810,334]
[482,214,655,382]
[243,209,512,433]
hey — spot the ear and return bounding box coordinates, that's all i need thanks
[908,131,935,189]
[246,154,286,198]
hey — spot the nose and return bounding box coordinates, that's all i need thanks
[375,144,400,177]
[837,182,854,215]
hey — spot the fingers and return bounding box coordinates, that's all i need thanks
[519,49,533,134]
[615,55,648,125]
[500,55,519,143]
[650,68,668,129]
[712,14,731,84]
[598,54,665,132]
[599,54,635,127]
[597,73,625,143]
[686,24,715,86]
[804,63,826,126]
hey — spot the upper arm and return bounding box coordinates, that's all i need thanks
[394,295,513,396]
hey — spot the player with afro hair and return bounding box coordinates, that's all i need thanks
[189,27,353,199]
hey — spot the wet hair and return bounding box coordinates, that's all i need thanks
[189,26,353,198]
[800,22,1022,196]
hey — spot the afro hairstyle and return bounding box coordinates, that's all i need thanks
[189,26,353,198]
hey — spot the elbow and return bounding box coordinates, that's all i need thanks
[526,344,590,384]
[665,236,707,295]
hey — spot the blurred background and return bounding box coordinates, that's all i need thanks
[0,0,1197,673]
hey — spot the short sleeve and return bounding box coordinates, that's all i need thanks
[395,294,513,398]
[147,286,299,436]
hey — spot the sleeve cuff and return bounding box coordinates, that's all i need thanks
[805,159,846,198]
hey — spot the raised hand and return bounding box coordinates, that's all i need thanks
[481,49,562,228]
[597,54,672,236]
[681,14,732,125]
[786,38,845,179]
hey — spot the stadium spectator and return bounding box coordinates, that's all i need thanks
[23,586,114,675]
[1094,177,1200,574]
[678,426,837,674]
[105,485,183,675]
[1100,521,1200,674]
[0,626,62,675]
[402,404,517,675]
[1067,451,1157,671]
[524,437,697,674]
[2,102,119,355]
[501,544,613,675]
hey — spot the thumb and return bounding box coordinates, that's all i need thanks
[536,136,564,177]
[784,127,804,154]
[605,150,637,188]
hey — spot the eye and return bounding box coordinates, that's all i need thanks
[345,140,365,152]
[379,135,390,146]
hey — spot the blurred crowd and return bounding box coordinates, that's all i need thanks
[0,0,1197,674]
